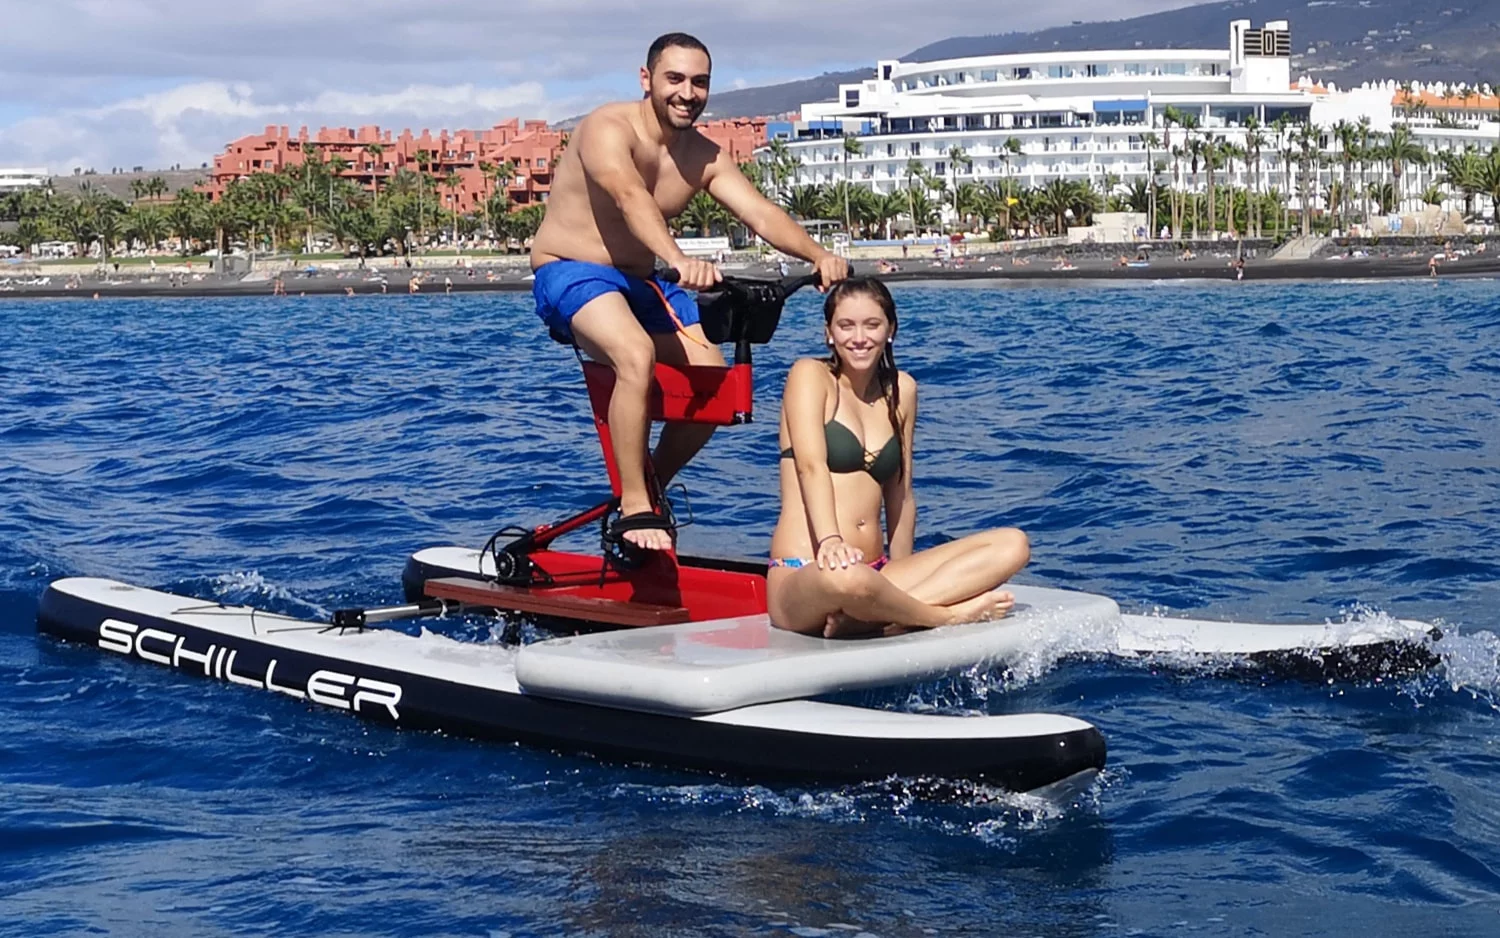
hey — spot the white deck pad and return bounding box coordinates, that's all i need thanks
[413,545,1438,681]
[515,585,1120,714]
[43,577,1095,738]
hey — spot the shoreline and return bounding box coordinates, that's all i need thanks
[3,254,1497,300]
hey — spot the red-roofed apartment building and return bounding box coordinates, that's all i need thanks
[203,117,769,213]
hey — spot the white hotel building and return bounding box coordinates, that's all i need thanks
[767,19,1499,220]
[0,168,49,193]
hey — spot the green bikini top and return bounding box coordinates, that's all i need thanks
[780,399,903,485]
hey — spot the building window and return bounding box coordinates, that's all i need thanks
[1013,67,1031,79]
[886,143,896,156]
[535,158,546,168]
[1164,62,1187,75]
[909,142,921,155]
[981,69,998,82]
[934,161,946,175]
[1048,65,1065,79]
[1086,64,1100,77]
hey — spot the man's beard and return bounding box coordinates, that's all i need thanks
[656,95,704,129]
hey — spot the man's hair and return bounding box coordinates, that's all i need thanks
[646,33,711,72]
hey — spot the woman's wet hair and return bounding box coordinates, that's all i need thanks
[823,277,902,481]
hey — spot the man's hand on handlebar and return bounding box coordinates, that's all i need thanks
[813,252,850,292]
[671,257,722,292]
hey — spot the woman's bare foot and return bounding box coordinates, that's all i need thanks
[823,611,888,639]
[943,590,1015,625]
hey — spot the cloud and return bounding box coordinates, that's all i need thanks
[0,80,554,173]
[0,0,1209,170]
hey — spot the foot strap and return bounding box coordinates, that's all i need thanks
[601,508,676,571]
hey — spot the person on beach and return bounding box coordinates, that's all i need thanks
[531,32,848,553]
[767,277,1029,637]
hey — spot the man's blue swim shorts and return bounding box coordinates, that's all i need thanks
[532,259,699,341]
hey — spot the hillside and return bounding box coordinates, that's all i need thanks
[702,0,1500,119]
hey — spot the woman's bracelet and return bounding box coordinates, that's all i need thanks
[815,534,843,551]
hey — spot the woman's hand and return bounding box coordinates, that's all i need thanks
[816,534,865,570]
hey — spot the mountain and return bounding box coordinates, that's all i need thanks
[701,0,1500,120]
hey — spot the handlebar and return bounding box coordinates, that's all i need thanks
[655,267,822,300]
[654,267,824,350]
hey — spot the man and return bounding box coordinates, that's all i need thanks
[531,32,848,552]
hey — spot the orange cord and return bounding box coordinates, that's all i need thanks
[647,279,712,349]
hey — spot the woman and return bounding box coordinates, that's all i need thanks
[768,277,1030,637]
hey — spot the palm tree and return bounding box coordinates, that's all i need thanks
[1201,133,1223,237]
[1168,145,1184,237]
[1167,106,1201,237]
[1367,180,1398,216]
[1437,145,1483,219]
[1139,131,1161,235]
[1355,117,1374,228]
[326,155,351,215]
[1185,135,1203,239]
[52,195,95,259]
[167,190,205,253]
[1122,178,1151,214]
[1384,125,1427,216]
[1331,120,1358,233]
[364,143,387,207]
[1295,123,1321,238]
[94,201,126,263]
[443,170,463,249]
[1479,147,1500,223]
[1270,115,1294,235]
[1039,178,1077,235]
[840,134,863,235]
[906,187,939,230]
[951,181,983,231]
[129,179,148,204]
[873,191,905,239]
[903,159,928,235]
[764,138,792,201]
[1219,141,1245,235]
[1016,187,1044,239]
[738,158,771,198]
[945,144,972,228]
[780,184,825,221]
[413,149,434,246]
[681,189,731,236]
[126,203,168,251]
[486,158,518,240]
[148,175,169,202]
[1000,136,1023,207]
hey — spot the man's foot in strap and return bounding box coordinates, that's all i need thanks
[606,505,675,552]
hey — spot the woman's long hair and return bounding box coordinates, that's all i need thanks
[823,277,902,481]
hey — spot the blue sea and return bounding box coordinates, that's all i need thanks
[3,279,1500,937]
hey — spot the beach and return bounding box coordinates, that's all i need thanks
[4,243,1500,300]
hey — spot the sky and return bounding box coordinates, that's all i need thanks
[0,0,1204,174]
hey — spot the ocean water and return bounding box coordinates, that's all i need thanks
[3,279,1500,937]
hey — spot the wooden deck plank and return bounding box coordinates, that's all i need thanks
[424,577,691,627]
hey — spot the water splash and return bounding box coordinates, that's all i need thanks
[607,768,1110,845]
[190,570,332,620]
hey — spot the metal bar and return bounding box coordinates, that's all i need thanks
[331,599,452,629]
[530,498,614,550]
